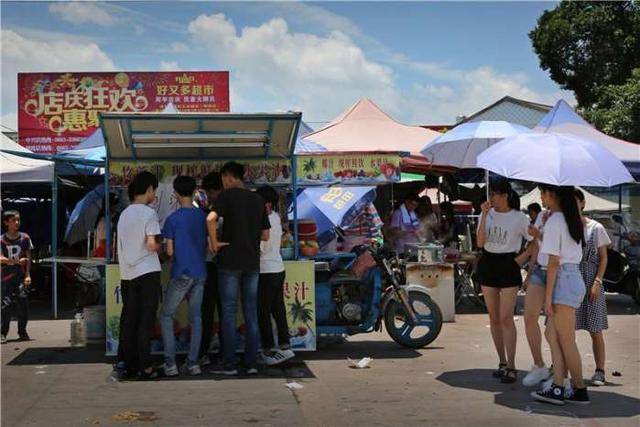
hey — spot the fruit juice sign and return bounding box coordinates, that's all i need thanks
[105,261,316,355]
[18,71,229,153]
[297,154,401,185]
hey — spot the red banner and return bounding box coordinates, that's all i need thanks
[18,71,229,153]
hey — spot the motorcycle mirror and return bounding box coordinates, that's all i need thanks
[612,214,624,225]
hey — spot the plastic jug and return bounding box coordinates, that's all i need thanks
[70,313,87,348]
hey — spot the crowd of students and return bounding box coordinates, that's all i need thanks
[115,161,294,379]
[476,179,612,406]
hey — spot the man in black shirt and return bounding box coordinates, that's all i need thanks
[207,162,270,375]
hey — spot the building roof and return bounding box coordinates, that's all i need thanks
[459,96,552,129]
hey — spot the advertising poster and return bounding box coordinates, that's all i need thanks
[297,154,401,185]
[105,261,316,355]
[18,71,229,153]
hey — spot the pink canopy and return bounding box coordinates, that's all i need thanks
[301,98,440,155]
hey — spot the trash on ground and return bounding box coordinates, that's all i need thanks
[612,371,622,377]
[425,371,434,375]
[111,411,159,422]
[348,357,373,369]
[285,382,304,390]
[35,371,46,375]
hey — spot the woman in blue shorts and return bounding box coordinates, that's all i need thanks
[531,185,589,406]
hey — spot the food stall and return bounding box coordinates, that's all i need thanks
[98,111,320,354]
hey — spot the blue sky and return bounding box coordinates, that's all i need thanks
[1,1,571,130]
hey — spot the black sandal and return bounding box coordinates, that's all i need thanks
[501,368,517,384]
[492,363,507,378]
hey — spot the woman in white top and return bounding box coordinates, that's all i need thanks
[256,186,294,366]
[475,179,532,383]
[531,185,590,405]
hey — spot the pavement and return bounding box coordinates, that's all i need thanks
[1,293,639,427]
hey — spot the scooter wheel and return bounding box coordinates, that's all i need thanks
[384,291,443,349]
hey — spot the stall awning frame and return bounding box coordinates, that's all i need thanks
[100,112,302,161]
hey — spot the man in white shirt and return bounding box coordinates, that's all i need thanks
[117,171,162,380]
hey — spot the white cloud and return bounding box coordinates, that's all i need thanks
[187,13,397,121]
[48,2,118,27]
[169,42,189,53]
[1,29,115,121]
[159,60,181,71]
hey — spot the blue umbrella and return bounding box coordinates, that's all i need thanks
[64,184,106,245]
[292,186,376,247]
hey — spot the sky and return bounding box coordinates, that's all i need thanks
[0,1,574,132]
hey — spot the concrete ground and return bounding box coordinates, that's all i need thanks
[2,294,639,427]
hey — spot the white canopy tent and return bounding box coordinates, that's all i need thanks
[520,187,629,214]
[1,133,54,183]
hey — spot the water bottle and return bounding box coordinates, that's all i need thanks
[70,313,87,348]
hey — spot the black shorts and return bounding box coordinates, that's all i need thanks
[474,250,522,288]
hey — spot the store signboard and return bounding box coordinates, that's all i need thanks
[105,260,316,355]
[17,71,229,153]
[297,154,401,185]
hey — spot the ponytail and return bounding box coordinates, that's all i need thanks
[539,184,583,245]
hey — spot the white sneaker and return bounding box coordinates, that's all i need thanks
[183,363,202,376]
[523,365,551,386]
[1,334,7,344]
[261,350,295,366]
[163,363,179,377]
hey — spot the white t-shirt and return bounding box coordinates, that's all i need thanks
[260,212,285,274]
[478,209,532,253]
[538,212,583,265]
[117,204,162,280]
[585,219,612,249]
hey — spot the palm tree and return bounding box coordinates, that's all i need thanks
[302,158,317,174]
[288,296,315,333]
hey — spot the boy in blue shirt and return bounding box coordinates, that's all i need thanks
[161,176,207,376]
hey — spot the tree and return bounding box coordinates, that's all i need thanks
[529,1,640,107]
[582,68,640,143]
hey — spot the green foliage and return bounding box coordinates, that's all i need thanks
[530,1,640,107]
[582,69,640,143]
[288,297,314,325]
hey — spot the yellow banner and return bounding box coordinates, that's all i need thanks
[108,159,293,187]
[297,154,401,184]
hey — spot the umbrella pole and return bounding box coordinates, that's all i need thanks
[618,184,623,213]
[485,170,490,200]
[51,161,58,319]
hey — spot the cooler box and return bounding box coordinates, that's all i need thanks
[405,262,455,322]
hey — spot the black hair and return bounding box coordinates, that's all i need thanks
[539,184,583,245]
[173,175,196,197]
[130,171,158,198]
[127,182,135,202]
[574,188,585,203]
[2,210,19,223]
[527,203,542,214]
[490,178,519,210]
[220,161,244,180]
[256,185,279,208]
[416,196,434,217]
[201,171,222,191]
[404,193,420,203]
[440,201,455,220]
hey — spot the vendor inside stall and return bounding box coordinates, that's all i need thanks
[388,193,421,255]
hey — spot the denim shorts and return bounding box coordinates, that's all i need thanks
[552,264,586,308]
[529,265,547,288]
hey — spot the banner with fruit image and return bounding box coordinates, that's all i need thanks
[297,154,401,185]
[105,261,316,355]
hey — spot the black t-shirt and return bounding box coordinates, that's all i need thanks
[1,232,34,282]
[214,188,270,271]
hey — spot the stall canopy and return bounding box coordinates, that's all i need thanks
[1,133,54,183]
[100,111,301,160]
[299,99,442,171]
[534,100,640,176]
[521,187,629,213]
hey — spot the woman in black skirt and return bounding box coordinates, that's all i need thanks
[476,179,533,383]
